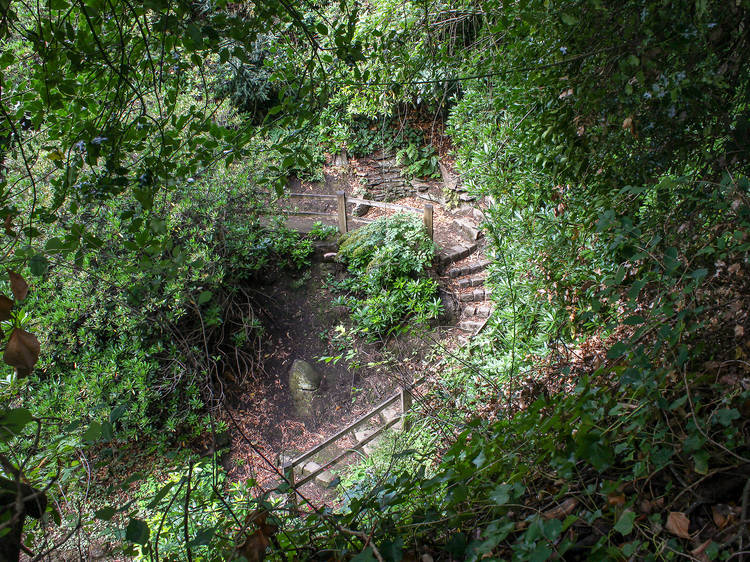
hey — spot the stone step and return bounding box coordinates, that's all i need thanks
[456,275,485,289]
[353,203,370,216]
[365,171,403,182]
[458,319,485,332]
[371,150,395,161]
[437,243,478,267]
[454,218,482,242]
[382,406,404,432]
[316,470,337,487]
[416,191,446,204]
[410,180,432,192]
[380,403,402,427]
[366,179,408,188]
[462,304,492,318]
[298,460,338,488]
[458,288,488,303]
[353,427,382,455]
[447,260,490,279]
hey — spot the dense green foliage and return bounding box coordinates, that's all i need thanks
[21,168,315,439]
[336,213,440,338]
[1,0,749,559]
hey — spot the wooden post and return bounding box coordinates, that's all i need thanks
[423,204,433,240]
[337,191,348,234]
[400,387,413,432]
[283,463,297,510]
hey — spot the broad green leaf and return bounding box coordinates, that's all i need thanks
[188,527,215,547]
[490,483,511,506]
[614,510,636,535]
[126,518,150,545]
[83,421,102,443]
[0,408,33,440]
[109,405,128,423]
[146,482,175,509]
[95,506,116,521]
[29,254,49,276]
[560,13,578,25]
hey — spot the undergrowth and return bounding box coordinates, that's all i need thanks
[334,213,441,340]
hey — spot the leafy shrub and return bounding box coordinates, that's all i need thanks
[126,459,260,559]
[308,221,339,240]
[336,213,440,338]
[222,217,314,275]
[396,142,440,179]
[18,166,316,442]
[214,35,280,121]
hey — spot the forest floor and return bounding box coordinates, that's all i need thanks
[220,158,477,500]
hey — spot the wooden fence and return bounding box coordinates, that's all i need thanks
[285,191,434,240]
[282,377,424,508]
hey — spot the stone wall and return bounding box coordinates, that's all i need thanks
[351,149,476,204]
[353,150,415,202]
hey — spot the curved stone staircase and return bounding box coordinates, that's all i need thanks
[275,152,495,501]
[448,258,492,333]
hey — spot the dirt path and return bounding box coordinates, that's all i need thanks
[224,156,489,499]
[223,260,444,491]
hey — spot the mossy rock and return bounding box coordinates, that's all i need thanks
[289,359,322,420]
[289,359,322,391]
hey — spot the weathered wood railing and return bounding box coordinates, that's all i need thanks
[281,377,424,508]
[284,191,434,240]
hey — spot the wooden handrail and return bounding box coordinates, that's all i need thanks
[283,375,425,472]
[280,210,335,216]
[281,376,427,507]
[287,192,337,199]
[285,191,421,214]
[296,416,402,487]
[279,191,433,238]
[345,196,421,213]
[286,393,400,470]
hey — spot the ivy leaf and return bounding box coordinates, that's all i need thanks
[614,510,636,535]
[715,408,740,427]
[490,483,511,506]
[693,450,709,475]
[126,518,150,545]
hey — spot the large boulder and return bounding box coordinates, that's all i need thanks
[289,360,322,420]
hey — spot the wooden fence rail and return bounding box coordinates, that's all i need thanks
[281,377,422,508]
[285,191,433,239]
